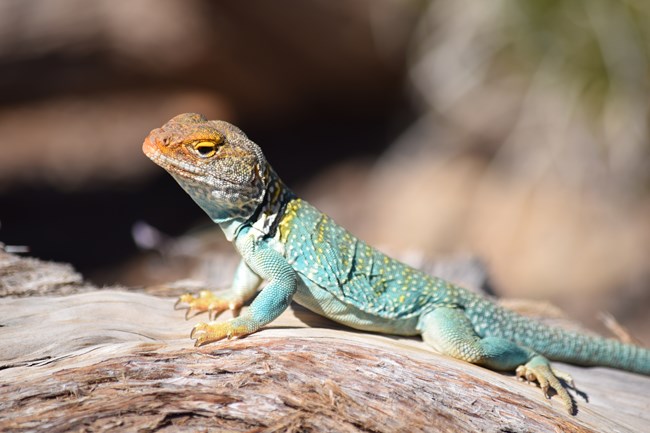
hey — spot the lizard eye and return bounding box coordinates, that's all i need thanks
[193,141,217,158]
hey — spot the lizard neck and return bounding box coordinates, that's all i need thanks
[219,168,295,241]
[219,218,246,242]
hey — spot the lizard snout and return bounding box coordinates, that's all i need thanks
[142,134,157,157]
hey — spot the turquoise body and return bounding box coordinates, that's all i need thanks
[274,198,650,375]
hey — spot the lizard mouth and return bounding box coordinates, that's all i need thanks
[142,137,204,178]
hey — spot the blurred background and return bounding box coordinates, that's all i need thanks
[1,0,648,341]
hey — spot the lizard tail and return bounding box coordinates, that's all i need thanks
[481,305,650,375]
[533,329,650,375]
[526,322,649,374]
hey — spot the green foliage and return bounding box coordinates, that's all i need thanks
[501,0,650,117]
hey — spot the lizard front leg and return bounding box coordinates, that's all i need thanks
[175,259,262,320]
[418,307,576,414]
[190,234,297,346]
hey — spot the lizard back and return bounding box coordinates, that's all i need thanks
[277,198,456,319]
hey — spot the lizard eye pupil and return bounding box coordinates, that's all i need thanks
[193,141,217,158]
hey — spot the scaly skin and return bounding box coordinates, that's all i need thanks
[143,113,650,415]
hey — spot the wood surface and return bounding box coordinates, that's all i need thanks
[1,250,649,432]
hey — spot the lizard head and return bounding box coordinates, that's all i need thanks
[143,113,269,223]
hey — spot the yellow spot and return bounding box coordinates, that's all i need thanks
[279,199,302,242]
[399,295,405,303]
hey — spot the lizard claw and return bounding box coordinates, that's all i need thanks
[516,356,576,414]
[174,293,196,310]
[551,367,575,388]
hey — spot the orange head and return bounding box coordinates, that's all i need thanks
[143,113,269,223]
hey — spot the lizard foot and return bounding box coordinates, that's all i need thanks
[516,355,575,414]
[175,290,243,320]
[190,320,252,347]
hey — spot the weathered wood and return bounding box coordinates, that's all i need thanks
[0,249,94,298]
[1,252,649,432]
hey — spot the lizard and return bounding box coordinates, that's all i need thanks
[142,113,650,415]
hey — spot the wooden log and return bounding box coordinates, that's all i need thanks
[1,252,648,432]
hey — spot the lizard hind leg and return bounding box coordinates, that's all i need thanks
[418,307,576,414]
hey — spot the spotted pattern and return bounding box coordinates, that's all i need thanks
[278,198,463,319]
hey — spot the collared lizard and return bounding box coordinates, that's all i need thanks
[143,113,649,414]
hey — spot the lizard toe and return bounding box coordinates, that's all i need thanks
[176,290,243,321]
[190,320,252,347]
[517,356,576,414]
